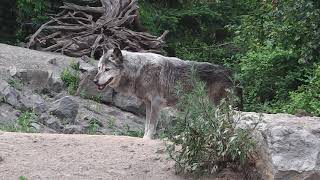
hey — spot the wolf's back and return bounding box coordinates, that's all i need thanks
[193,62,243,109]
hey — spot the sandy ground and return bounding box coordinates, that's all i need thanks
[0,131,186,180]
[0,131,244,180]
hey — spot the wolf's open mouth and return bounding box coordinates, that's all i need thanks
[97,77,114,90]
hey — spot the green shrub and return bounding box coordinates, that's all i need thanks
[16,0,50,41]
[284,65,320,116]
[139,0,237,64]
[60,62,80,95]
[87,118,100,135]
[0,111,38,133]
[19,176,27,180]
[165,80,257,175]
[16,111,38,133]
[239,46,302,112]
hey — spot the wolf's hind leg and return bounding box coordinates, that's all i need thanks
[143,97,162,139]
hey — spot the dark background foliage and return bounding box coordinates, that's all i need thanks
[0,0,319,116]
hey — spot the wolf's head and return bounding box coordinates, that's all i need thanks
[93,48,123,90]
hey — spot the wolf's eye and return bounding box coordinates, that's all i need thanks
[105,68,110,71]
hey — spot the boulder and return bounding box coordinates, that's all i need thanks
[76,97,145,135]
[20,92,48,114]
[0,104,19,126]
[39,113,63,131]
[113,93,145,116]
[0,79,21,108]
[64,125,85,134]
[245,113,320,180]
[49,96,79,124]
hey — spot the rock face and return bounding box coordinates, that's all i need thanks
[0,80,21,108]
[49,96,79,124]
[246,113,320,180]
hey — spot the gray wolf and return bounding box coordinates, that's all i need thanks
[93,48,240,139]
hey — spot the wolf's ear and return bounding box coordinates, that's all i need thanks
[112,47,123,65]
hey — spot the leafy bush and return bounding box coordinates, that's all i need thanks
[17,111,38,132]
[239,46,302,112]
[232,0,320,114]
[165,80,257,175]
[16,0,50,41]
[140,0,237,64]
[60,61,80,95]
[284,65,320,116]
[87,118,101,135]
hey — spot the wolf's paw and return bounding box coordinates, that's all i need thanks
[142,135,152,140]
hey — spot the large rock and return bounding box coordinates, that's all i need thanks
[113,93,145,116]
[49,96,79,124]
[0,43,80,94]
[75,97,145,135]
[11,69,64,93]
[0,79,21,108]
[246,113,320,180]
[0,104,19,126]
[0,43,75,78]
[38,113,63,131]
[20,92,48,114]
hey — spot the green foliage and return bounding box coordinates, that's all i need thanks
[284,65,320,116]
[140,0,238,64]
[19,176,27,180]
[60,61,80,95]
[239,46,301,112]
[87,118,101,135]
[0,124,18,132]
[0,111,38,133]
[234,0,320,64]
[165,80,257,175]
[16,0,50,41]
[16,111,38,133]
[107,118,115,129]
[7,78,23,91]
[230,0,320,114]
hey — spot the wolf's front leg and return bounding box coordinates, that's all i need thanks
[143,100,151,139]
[143,98,162,139]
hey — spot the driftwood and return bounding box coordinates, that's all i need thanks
[27,0,168,58]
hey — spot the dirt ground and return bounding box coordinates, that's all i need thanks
[0,131,179,180]
[0,131,243,180]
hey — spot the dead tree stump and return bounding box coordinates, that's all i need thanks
[27,0,168,58]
